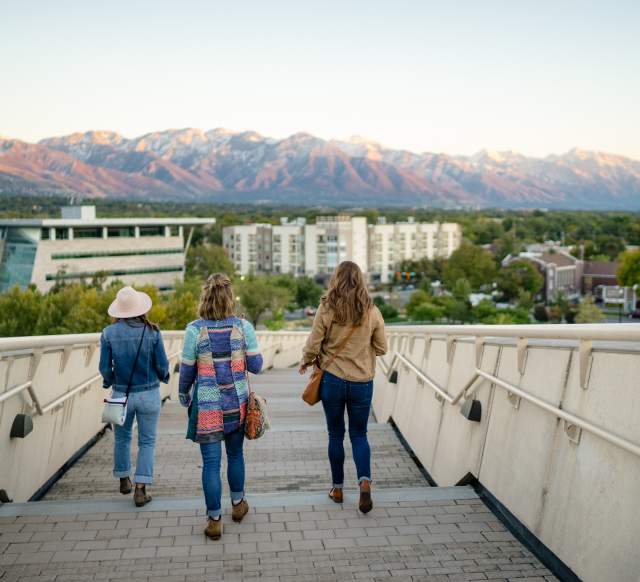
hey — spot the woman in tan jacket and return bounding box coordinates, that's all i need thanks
[299,261,387,513]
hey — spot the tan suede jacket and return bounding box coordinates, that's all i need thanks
[301,302,388,382]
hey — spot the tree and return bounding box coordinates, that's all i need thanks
[0,285,42,337]
[397,257,443,283]
[617,250,640,287]
[497,260,544,301]
[575,296,605,323]
[186,244,235,281]
[442,242,497,291]
[236,276,293,327]
[405,290,432,319]
[533,304,549,322]
[294,277,323,309]
[411,301,444,322]
[373,296,399,321]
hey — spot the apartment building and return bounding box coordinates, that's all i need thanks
[224,215,461,282]
[0,206,215,293]
[304,215,368,277]
[369,219,462,283]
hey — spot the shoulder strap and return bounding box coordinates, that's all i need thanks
[322,325,357,370]
[125,325,146,397]
[238,316,252,395]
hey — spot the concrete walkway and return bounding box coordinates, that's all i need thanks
[0,369,556,581]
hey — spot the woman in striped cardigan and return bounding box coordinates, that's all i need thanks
[178,273,263,540]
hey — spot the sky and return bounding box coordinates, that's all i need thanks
[1,0,639,158]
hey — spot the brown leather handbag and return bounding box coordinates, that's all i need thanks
[302,326,356,406]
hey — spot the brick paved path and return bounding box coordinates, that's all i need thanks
[0,369,557,581]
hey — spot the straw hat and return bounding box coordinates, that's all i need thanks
[108,286,152,318]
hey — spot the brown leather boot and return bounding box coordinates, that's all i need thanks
[119,477,132,495]
[134,484,152,507]
[204,517,223,540]
[231,499,249,523]
[328,488,343,504]
[359,481,372,514]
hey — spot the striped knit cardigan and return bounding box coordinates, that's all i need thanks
[178,316,262,443]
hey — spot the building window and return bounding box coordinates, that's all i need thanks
[74,227,102,239]
[0,228,38,291]
[51,248,184,260]
[139,226,164,237]
[45,264,183,281]
[108,227,135,238]
[169,226,180,236]
[41,228,50,240]
[55,228,69,240]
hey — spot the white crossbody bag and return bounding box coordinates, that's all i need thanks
[101,325,146,426]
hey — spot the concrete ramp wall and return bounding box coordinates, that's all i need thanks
[373,324,640,582]
[0,331,307,503]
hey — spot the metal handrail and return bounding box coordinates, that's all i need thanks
[384,323,640,343]
[383,348,640,460]
[0,350,182,415]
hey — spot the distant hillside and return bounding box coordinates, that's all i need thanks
[0,129,639,209]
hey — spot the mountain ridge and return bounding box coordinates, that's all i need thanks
[0,129,638,209]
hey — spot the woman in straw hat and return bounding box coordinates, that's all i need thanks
[178,273,263,540]
[99,286,170,506]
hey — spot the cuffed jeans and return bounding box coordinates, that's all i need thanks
[320,370,373,488]
[112,388,161,484]
[200,429,245,519]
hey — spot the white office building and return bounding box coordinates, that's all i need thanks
[0,206,215,293]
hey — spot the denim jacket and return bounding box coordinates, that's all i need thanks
[99,321,170,393]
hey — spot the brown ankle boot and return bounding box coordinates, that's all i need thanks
[119,477,132,495]
[204,517,223,540]
[359,481,372,514]
[134,484,152,507]
[328,488,343,504]
[232,499,249,522]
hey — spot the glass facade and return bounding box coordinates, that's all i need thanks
[45,264,183,281]
[51,248,183,260]
[107,227,135,238]
[0,228,38,291]
[74,227,102,239]
[139,226,164,237]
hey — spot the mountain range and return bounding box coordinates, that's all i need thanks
[1,128,639,209]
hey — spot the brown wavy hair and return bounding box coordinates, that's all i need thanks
[198,273,236,320]
[322,261,372,325]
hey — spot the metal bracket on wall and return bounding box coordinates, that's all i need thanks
[446,336,456,364]
[579,340,593,390]
[424,335,432,363]
[506,391,521,410]
[563,420,582,445]
[84,344,97,367]
[516,337,528,375]
[475,338,485,368]
[59,346,73,374]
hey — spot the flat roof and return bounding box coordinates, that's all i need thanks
[0,218,216,227]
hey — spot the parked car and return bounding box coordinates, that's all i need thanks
[628,310,640,319]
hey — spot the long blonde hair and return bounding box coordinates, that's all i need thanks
[322,261,372,326]
[198,273,235,320]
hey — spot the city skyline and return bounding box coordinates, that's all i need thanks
[2,0,639,159]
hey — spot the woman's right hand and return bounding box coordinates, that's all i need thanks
[298,363,309,375]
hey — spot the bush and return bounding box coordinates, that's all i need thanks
[533,304,549,322]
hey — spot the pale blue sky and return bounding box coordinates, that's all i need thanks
[2,0,639,158]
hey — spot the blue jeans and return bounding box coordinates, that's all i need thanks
[320,371,373,488]
[200,429,245,519]
[112,388,161,484]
